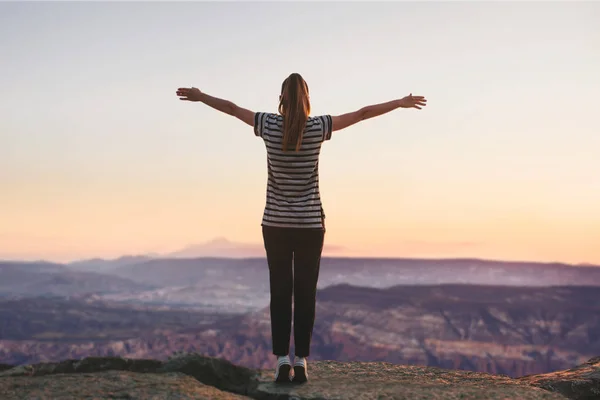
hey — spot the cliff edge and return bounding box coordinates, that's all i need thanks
[0,353,598,399]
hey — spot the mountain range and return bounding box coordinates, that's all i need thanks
[2,253,600,378]
[1,283,599,378]
[2,256,600,312]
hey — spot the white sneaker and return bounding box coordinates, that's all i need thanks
[292,357,308,383]
[274,355,292,383]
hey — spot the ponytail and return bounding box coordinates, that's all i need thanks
[278,73,310,152]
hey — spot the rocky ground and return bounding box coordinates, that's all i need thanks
[0,354,598,400]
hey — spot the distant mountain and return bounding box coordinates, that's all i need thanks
[68,255,156,272]
[168,237,347,259]
[109,256,600,288]
[5,257,600,311]
[64,237,346,272]
[0,261,154,298]
[168,238,264,258]
[97,256,600,310]
[2,284,599,378]
[0,261,67,274]
[108,257,265,287]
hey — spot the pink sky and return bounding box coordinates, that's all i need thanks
[1,2,599,264]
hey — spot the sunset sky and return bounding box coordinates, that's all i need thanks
[1,2,599,264]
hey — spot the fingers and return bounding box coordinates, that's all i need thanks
[411,95,427,108]
[176,88,192,97]
[176,88,192,101]
[176,87,190,100]
[404,94,427,109]
[410,94,427,110]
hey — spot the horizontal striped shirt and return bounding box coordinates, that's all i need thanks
[254,112,333,229]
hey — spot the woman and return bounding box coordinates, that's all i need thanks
[176,73,426,383]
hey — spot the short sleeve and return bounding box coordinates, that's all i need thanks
[318,115,333,141]
[254,112,269,138]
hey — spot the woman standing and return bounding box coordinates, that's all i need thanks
[176,74,426,383]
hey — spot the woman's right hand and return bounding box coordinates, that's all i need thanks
[398,94,427,109]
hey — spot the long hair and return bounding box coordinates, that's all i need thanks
[278,73,310,152]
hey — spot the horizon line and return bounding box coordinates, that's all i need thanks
[1,254,598,268]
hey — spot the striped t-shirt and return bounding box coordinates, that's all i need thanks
[254,112,333,229]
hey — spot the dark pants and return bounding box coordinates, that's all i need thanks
[262,225,325,358]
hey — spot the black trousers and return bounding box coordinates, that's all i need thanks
[262,225,325,358]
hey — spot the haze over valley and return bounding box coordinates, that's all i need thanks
[2,250,599,378]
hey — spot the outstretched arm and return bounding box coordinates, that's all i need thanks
[176,87,254,127]
[331,94,427,132]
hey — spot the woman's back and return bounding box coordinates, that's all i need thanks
[254,113,333,229]
[176,72,426,383]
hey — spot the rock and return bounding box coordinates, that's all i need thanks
[0,353,598,399]
[0,363,13,372]
[160,352,258,396]
[251,361,565,400]
[0,370,252,400]
[518,356,600,400]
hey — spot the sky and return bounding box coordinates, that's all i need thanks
[1,1,599,264]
